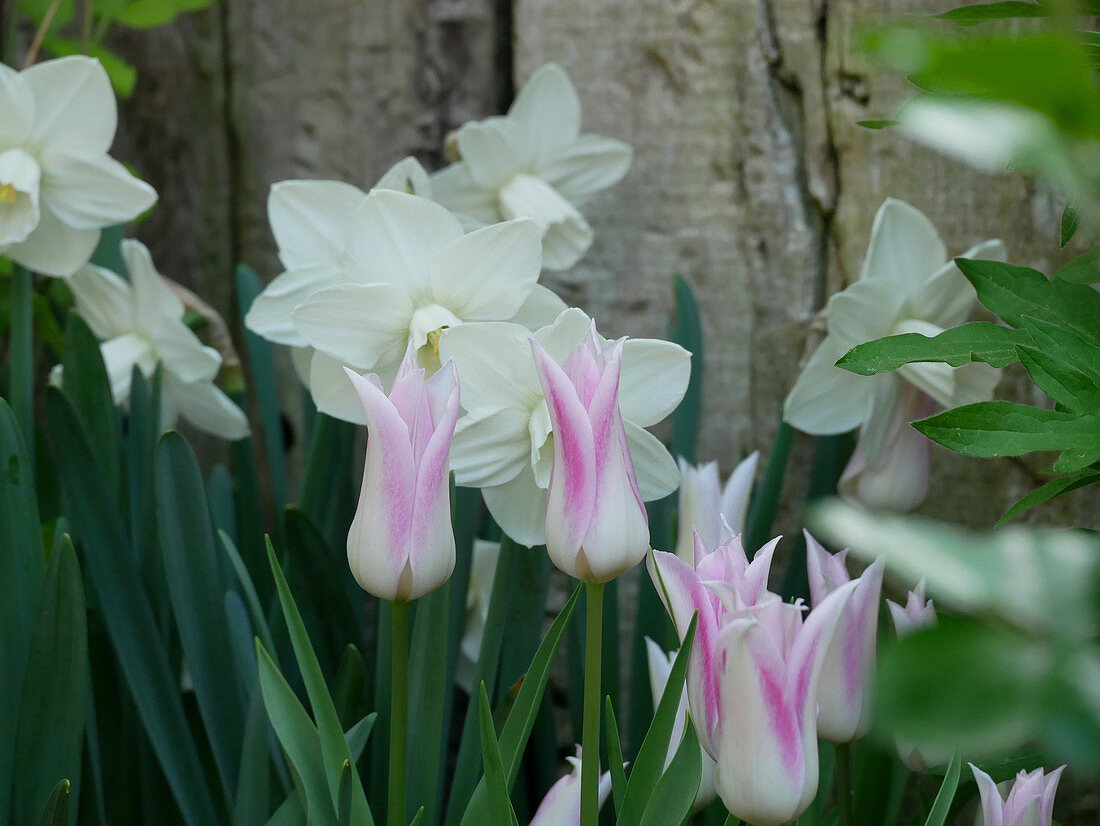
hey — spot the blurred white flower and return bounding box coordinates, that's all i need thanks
[431,63,632,270]
[0,56,156,276]
[645,639,717,812]
[784,198,1004,511]
[455,539,501,694]
[674,453,759,563]
[290,189,560,423]
[59,239,249,439]
[438,307,687,547]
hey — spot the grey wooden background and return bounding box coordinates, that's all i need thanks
[109,0,1091,531]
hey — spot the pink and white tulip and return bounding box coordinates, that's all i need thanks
[805,531,885,743]
[344,352,460,601]
[529,748,612,826]
[674,452,759,563]
[531,326,649,581]
[649,535,857,825]
[887,582,951,771]
[971,764,1065,826]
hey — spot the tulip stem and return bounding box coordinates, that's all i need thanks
[581,580,605,826]
[836,742,853,826]
[389,599,410,826]
[9,265,34,465]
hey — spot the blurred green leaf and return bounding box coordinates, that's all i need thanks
[34,780,70,826]
[0,398,44,819]
[477,684,518,826]
[877,616,1047,755]
[45,388,220,826]
[935,1,1047,26]
[157,431,245,797]
[12,538,87,826]
[108,0,212,28]
[858,119,900,129]
[61,311,120,491]
[333,645,370,731]
[923,751,961,826]
[1061,203,1081,247]
[1056,245,1100,283]
[617,615,697,826]
[604,698,627,816]
[836,322,1026,375]
[999,470,1100,524]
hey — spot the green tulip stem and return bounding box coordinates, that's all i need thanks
[389,598,410,826]
[836,741,853,826]
[9,265,34,461]
[581,580,605,826]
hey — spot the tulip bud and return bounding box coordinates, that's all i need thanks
[529,747,612,826]
[531,326,649,582]
[886,582,952,771]
[344,353,460,601]
[971,763,1065,826]
[674,452,759,563]
[805,531,885,743]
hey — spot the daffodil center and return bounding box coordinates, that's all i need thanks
[409,303,463,373]
[0,148,42,246]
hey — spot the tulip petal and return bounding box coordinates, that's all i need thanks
[858,198,947,291]
[43,153,157,230]
[23,56,117,156]
[676,459,723,560]
[970,764,1005,826]
[268,179,366,270]
[429,218,542,320]
[508,63,582,165]
[540,134,632,206]
[720,451,759,538]
[618,338,691,427]
[345,367,418,598]
[344,189,464,290]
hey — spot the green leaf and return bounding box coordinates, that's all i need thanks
[34,780,70,826]
[604,697,628,816]
[44,388,220,826]
[836,322,1026,375]
[219,531,276,653]
[267,543,374,825]
[233,678,274,826]
[935,1,1046,26]
[457,585,582,826]
[857,119,899,129]
[236,266,289,510]
[1056,245,1100,283]
[266,792,307,826]
[923,751,962,826]
[256,641,337,825]
[617,615,698,826]
[1017,315,1100,388]
[877,617,1047,754]
[999,470,1100,524]
[112,0,213,28]
[637,716,703,826]
[0,398,44,818]
[956,258,1100,347]
[1017,345,1100,412]
[157,432,245,796]
[337,761,352,826]
[1061,204,1081,248]
[12,539,87,826]
[914,400,1100,461]
[669,275,704,462]
[333,645,370,731]
[61,311,120,490]
[344,714,376,764]
[477,684,518,826]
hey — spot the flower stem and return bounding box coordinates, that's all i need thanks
[9,265,34,463]
[388,599,410,826]
[836,742,853,826]
[581,580,605,826]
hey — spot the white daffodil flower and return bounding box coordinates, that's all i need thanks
[438,307,689,547]
[784,198,1005,511]
[430,63,632,271]
[0,57,156,276]
[59,239,249,440]
[291,189,553,423]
